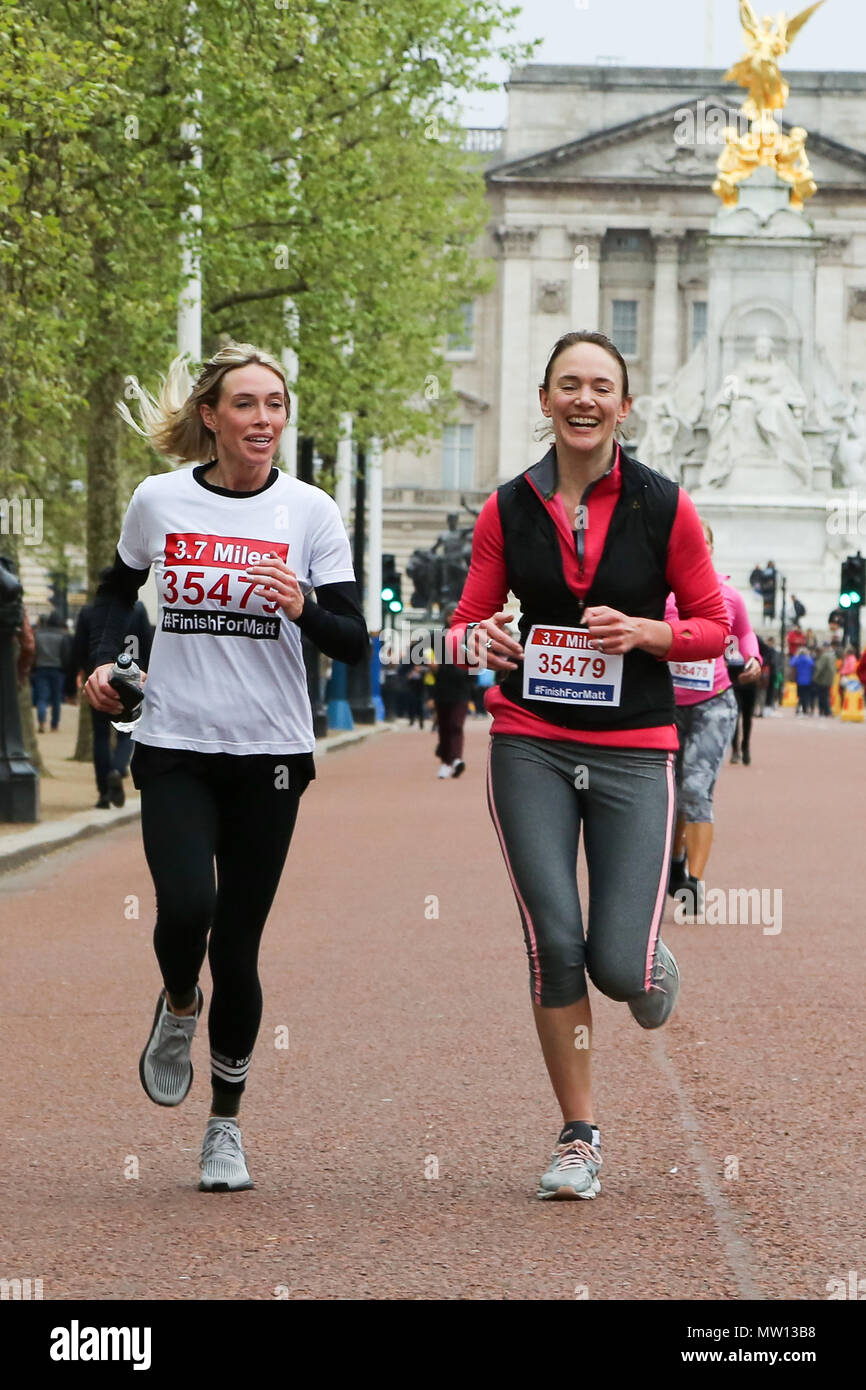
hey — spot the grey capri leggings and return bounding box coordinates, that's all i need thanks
[487,735,675,1009]
[673,686,738,823]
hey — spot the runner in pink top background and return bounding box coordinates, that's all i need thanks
[664,521,760,913]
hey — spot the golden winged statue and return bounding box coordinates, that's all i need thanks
[714,1,825,207]
[725,1,826,120]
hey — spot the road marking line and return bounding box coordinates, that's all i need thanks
[651,1033,764,1300]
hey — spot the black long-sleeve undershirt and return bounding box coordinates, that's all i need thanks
[89,550,369,672]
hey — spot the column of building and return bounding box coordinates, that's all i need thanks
[567,229,602,333]
[651,231,681,391]
[495,225,538,482]
[815,236,849,383]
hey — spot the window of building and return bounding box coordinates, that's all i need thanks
[441,424,474,489]
[446,301,475,354]
[611,299,639,357]
[607,231,645,253]
[690,300,708,351]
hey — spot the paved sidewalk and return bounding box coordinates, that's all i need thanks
[0,705,392,873]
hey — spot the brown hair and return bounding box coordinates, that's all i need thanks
[117,342,289,464]
[541,331,630,397]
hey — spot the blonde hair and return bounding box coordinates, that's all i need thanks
[117,342,289,464]
[700,517,714,549]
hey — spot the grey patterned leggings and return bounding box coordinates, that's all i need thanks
[487,736,675,1008]
[673,686,739,823]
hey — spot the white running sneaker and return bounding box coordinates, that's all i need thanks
[198,1118,254,1192]
[437,764,453,778]
[451,758,466,778]
[139,987,203,1106]
[537,1134,602,1200]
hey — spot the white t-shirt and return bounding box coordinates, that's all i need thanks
[117,465,356,754]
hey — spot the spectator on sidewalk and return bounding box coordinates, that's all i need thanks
[790,645,816,715]
[431,605,473,779]
[72,598,154,808]
[403,658,427,728]
[30,612,72,733]
[759,634,782,716]
[813,643,837,717]
[786,624,807,659]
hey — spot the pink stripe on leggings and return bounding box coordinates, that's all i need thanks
[644,751,676,991]
[486,745,544,1005]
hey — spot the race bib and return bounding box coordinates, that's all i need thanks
[668,658,715,693]
[523,625,623,707]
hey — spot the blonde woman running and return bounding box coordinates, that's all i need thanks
[84,344,368,1191]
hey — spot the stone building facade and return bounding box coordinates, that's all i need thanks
[382,64,866,599]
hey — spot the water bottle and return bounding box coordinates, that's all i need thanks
[108,653,144,733]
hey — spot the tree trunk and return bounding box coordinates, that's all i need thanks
[72,696,94,763]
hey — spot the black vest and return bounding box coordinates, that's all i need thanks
[497,446,679,731]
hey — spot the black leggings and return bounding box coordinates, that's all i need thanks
[731,680,756,754]
[135,745,311,1096]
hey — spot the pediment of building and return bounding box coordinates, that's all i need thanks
[488,97,866,188]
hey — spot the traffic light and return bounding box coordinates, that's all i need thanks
[760,568,776,621]
[380,554,403,614]
[839,554,865,609]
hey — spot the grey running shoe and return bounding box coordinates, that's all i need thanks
[628,941,680,1030]
[537,1136,602,1200]
[199,1119,254,1192]
[139,987,203,1106]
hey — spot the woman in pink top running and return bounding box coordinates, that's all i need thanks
[664,520,760,914]
[448,332,729,1200]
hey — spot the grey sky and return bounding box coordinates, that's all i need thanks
[461,0,864,126]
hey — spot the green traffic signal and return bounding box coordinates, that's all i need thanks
[381,585,395,602]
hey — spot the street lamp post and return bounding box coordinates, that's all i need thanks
[346,446,375,724]
[177,3,202,366]
[297,436,327,738]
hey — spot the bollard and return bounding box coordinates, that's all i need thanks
[840,682,865,723]
[0,556,39,822]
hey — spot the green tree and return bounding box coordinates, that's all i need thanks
[199,0,530,451]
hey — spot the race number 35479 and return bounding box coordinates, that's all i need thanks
[522,625,623,707]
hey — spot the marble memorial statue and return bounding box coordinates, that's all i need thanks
[628,340,706,480]
[701,335,812,489]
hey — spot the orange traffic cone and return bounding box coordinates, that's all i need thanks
[840,683,865,723]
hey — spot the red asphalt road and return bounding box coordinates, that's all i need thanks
[1,712,864,1302]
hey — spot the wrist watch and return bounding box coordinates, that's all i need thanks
[461,622,479,662]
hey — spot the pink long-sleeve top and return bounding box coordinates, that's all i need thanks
[664,575,759,707]
[448,445,730,750]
